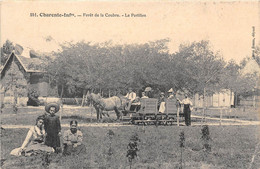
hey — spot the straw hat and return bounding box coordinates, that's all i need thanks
[45,102,60,113]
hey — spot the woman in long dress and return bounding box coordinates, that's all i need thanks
[10,116,54,156]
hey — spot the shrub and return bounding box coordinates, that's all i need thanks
[179,131,185,169]
[201,125,211,153]
[126,133,140,169]
[107,129,115,157]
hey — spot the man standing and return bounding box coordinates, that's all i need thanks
[181,94,193,126]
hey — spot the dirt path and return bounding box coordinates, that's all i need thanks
[1,112,259,129]
[1,117,260,129]
[1,123,127,129]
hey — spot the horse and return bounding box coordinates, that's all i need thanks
[86,93,128,122]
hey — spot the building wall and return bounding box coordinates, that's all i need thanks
[30,74,49,97]
[194,89,234,108]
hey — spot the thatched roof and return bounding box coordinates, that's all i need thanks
[1,51,47,77]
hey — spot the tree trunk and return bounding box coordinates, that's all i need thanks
[235,92,238,108]
[1,87,7,110]
[203,87,206,122]
[230,89,233,108]
[81,89,86,107]
[13,88,18,113]
[59,84,64,122]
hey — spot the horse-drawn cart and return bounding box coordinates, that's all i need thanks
[122,98,184,126]
[86,93,184,125]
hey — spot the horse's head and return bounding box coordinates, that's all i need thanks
[86,93,102,106]
[85,92,94,106]
[120,96,129,109]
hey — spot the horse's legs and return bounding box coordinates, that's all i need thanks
[114,107,121,121]
[100,110,103,119]
[95,107,100,122]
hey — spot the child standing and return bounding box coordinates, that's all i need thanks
[44,103,62,153]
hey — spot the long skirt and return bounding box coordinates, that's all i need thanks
[45,133,60,149]
[159,102,166,113]
[10,143,54,156]
[63,144,86,156]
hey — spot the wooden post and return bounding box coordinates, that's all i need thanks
[60,102,63,122]
[230,89,232,108]
[203,88,206,123]
[81,89,86,107]
[253,88,256,109]
[220,108,222,126]
[234,109,237,122]
[59,84,64,122]
[90,101,93,123]
[90,107,93,123]
[177,107,180,126]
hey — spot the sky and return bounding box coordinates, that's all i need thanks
[1,1,259,63]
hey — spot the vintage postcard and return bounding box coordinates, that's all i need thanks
[0,1,259,168]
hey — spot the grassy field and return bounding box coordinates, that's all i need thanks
[1,106,260,168]
[0,106,105,125]
[1,125,259,169]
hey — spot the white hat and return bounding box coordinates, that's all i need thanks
[145,87,152,92]
[168,88,174,92]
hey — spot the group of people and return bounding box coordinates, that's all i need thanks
[125,87,193,126]
[10,103,86,157]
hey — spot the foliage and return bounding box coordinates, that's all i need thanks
[126,132,140,169]
[201,125,211,153]
[107,129,115,156]
[44,39,257,100]
[27,89,40,106]
[179,131,185,148]
[47,39,172,97]
[1,40,15,65]
[1,40,24,65]
[221,58,259,97]
[175,40,226,95]
[179,130,185,168]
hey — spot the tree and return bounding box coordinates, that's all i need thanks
[172,40,225,119]
[121,39,171,91]
[238,46,259,98]
[1,40,14,65]
[47,41,108,98]
[174,40,225,95]
[47,39,172,98]
[1,40,24,65]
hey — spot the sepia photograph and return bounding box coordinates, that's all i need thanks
[0,1,259,168]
